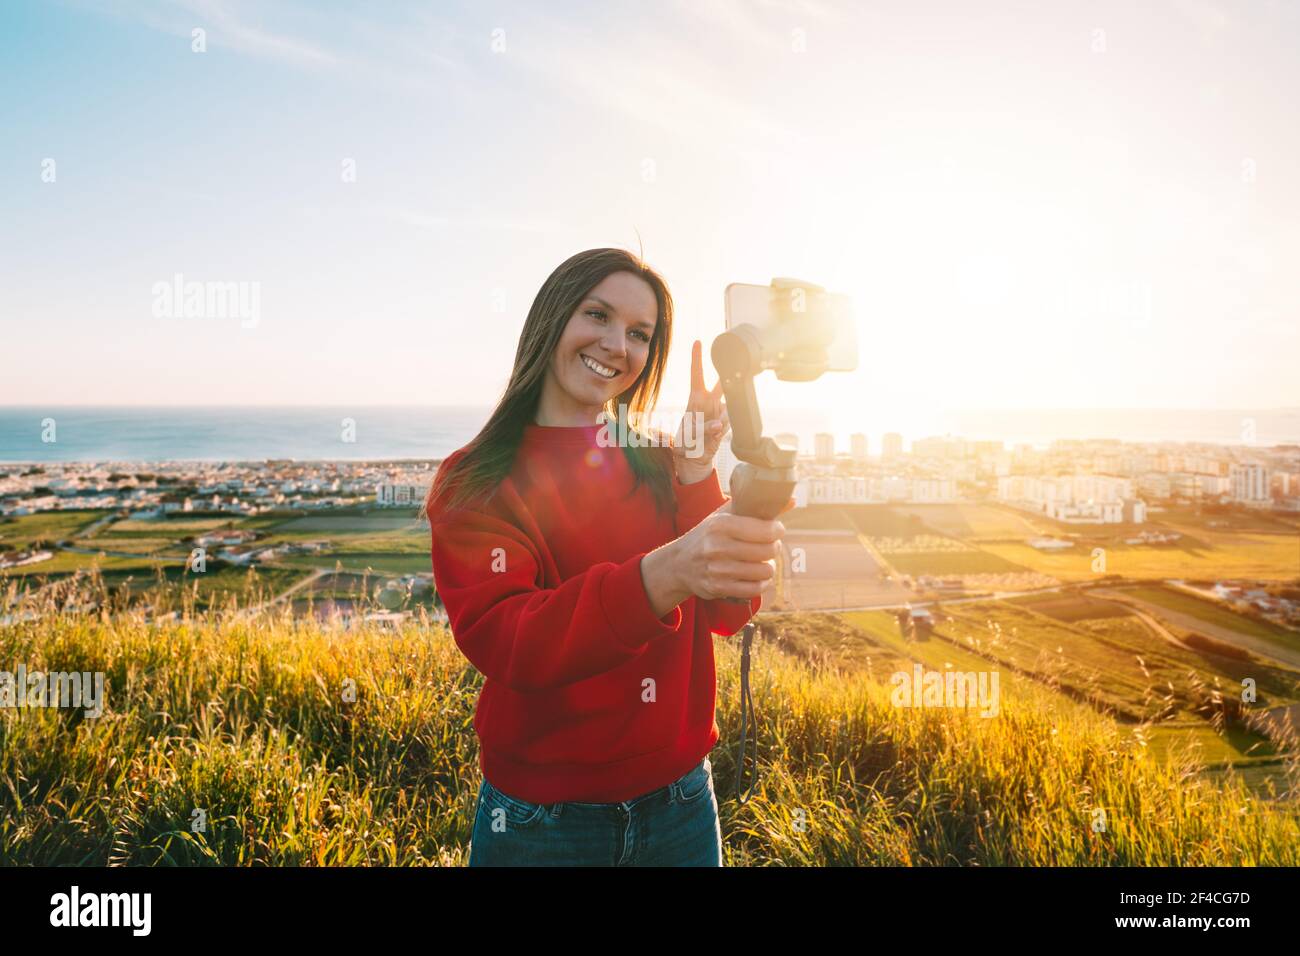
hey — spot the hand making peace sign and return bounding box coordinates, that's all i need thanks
[672,340,730,484]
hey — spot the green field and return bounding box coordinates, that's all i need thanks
[824,502,1300,585]
[1,551,176,577]
[273,515,426,532]
[829,610,1119,724]
[891,504,1048,539]
[790,599,1298,784]
[104,517,237,536]
[1138,722,1271,766]
[0,510,109,549]
[982,533,1300,582]
[946,599,1299,729]
[277,553,433,574]
[842,506,931,537]
[2,507,435,599]
[1,551,310,610]
[1122,585,1297,641]
[96,564,313,609]
[884,550,1025,575]
[70,536,190,555]
[1073,611,1298,696]
[1007,591,1134,622]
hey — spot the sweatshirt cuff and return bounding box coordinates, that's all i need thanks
[706,593,761,635]
[601,552,683,652]
[673,466,726,531]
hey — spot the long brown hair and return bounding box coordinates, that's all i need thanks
[423,248,676,519]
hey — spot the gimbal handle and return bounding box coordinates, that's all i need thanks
[712,322,797,602]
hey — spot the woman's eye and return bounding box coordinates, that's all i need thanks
[587,307,648,341]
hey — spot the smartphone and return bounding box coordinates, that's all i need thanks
[724,280,857,375]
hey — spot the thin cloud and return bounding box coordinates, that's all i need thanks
[367,204,564,235]
[502,10,803,145]
[671,0,844,55]
[70,0,341,69]
[188,0,339,67]
[69,0,480,98]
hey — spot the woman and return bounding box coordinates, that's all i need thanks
[425,247,789,866]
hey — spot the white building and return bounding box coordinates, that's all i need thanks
[998,474,1143,524]
[1122,498,1148,523]
[376,483,423,506]
[1196,474,1230,497]
[814,433,835,462]
[881,433,904,459]
[850,433,868,462]
[1230,463,1270,504]
[1044,499,1123,523]
[910,477,956,502]
[805,477,867,504]
[801,475,955,504]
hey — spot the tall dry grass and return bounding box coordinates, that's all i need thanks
[2,569,1296,865]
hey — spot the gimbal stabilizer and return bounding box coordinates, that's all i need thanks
[709,277,856,803]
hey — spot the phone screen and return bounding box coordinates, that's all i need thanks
[724,281,857,372]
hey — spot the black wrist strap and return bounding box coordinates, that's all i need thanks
[735,622,759,804]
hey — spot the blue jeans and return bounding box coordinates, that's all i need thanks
[468,756,723,866]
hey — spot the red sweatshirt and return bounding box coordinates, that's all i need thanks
[427,422,761,804]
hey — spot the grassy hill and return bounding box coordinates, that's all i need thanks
[1,582,1297,865]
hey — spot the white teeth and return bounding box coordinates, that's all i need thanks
[581,354,619,379]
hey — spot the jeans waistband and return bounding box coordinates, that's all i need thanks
[562,757,706,809]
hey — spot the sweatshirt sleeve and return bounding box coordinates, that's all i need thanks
[430,508,685,691]
[701,593,762,636]
[672,465,727,535]
[670,465,762,634]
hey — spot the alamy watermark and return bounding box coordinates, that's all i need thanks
[0,665,105,718]
[890,663,1000,717]
[50,886,150,935]
[152,273,260,328]
[596,404,707,458]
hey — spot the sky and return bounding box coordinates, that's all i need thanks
[1,0,1297,435]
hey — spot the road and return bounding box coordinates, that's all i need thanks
[1092,588,1300,671]
[1086,589,1201,654]
[758,583,1065,617]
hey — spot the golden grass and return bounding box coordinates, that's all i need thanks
[1,572,1296,865]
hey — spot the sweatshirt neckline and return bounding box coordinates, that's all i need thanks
[521,422,609,447]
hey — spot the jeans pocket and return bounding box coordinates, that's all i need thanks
[674,758,712,805]
[479,778,548,829]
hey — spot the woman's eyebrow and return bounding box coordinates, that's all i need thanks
[587,296,655,330]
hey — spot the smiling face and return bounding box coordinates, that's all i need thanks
[535,270,660,426]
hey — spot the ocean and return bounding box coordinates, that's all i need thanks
[1,406,1298,463]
